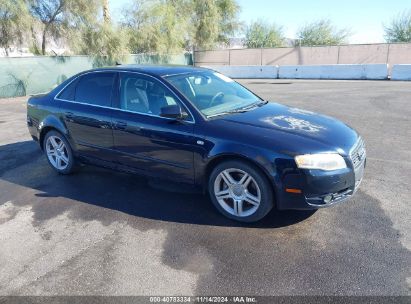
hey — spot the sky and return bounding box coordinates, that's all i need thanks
[109,0,411,43]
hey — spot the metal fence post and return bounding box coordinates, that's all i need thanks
[260,48,263,66]
[337,45,341,64]
[386,43,391,65]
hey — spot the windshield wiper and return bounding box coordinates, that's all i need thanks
[253,100,269,107]
[207,100,268,118]
[233,100,268,112]
[207,111,236,118]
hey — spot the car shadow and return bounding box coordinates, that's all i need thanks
[0,140,316,228]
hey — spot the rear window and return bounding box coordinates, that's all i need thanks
[74,72,115,107]
[56,78,78,100]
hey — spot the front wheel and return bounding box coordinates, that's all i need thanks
[208,160,274,222]
[43,130,76,174]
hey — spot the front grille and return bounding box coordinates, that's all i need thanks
[350,137,366,168]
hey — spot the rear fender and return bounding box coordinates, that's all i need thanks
[38,115,72,149]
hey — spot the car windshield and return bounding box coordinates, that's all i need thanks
[165,71,262,117]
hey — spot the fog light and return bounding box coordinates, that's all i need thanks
[324,195,333,204]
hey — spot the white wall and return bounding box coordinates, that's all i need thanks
[391,65,411,81]
[202,64,395,80]
[278,64,388,80]
[204,65,278,79]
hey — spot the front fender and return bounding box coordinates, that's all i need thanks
[209,141,276,175]
[194,138,282,189]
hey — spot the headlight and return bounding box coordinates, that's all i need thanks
[294,153,347,171]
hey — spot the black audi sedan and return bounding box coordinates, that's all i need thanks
[27,65,366,222]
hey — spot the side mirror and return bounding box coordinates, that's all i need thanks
[160,104,188,120]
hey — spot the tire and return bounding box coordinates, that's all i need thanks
[208,160,274,222]
[43,130,76,174]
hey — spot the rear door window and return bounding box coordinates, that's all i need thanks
[74,72,116,107]
[56,78,79,101]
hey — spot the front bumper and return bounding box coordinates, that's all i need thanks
[275,155,366,211]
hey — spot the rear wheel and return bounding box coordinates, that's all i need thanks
[43,130,75,174]
[208,160,274,222]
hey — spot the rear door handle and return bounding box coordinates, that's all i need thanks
[115,121,127,130]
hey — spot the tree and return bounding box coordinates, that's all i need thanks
[122,0,188,54]
[296,19,350,46]
[102,0,110,23]
[0,0,31,55]
[191,0,241,50]
[244,20,285,48]
[384,11,411,43]
[122,0,241,53]
[72,1,130,66]
[191,0,220,49]
[215,0,242,46]
[29,0,100,55]
[80,23,130,67]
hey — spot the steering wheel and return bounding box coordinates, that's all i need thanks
[208,92,225,107]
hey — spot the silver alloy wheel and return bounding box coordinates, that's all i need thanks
[213,168,261,217]
[46,135,69,170]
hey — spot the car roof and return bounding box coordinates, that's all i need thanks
[89,65,211,77]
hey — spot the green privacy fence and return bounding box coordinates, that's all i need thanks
[0,53,193,98]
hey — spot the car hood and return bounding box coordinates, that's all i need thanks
[219,102,359,155]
